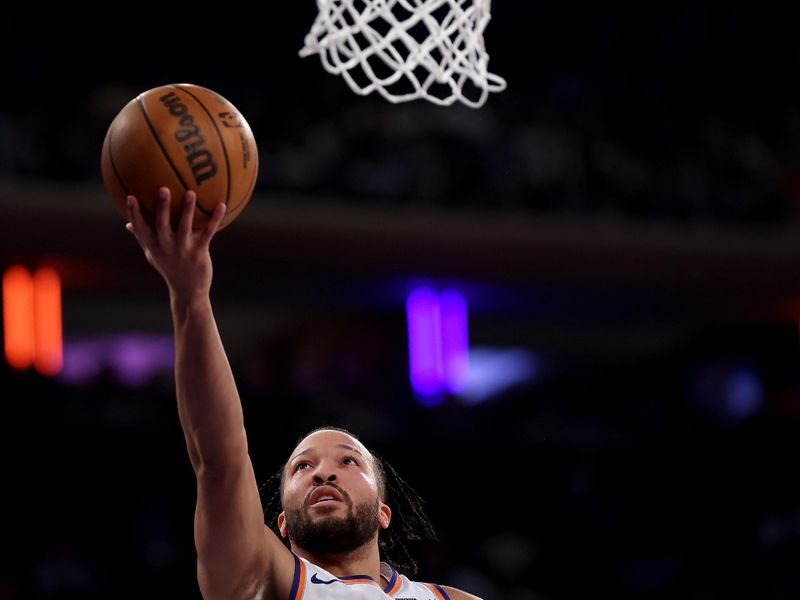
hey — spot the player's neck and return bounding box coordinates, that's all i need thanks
[298,540,384,584]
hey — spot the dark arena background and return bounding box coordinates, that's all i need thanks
[2,3,800,599]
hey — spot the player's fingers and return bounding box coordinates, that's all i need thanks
[155,187,172,238]
[200,203,226,245]
[126,195,157,247]
[178,190,196,238]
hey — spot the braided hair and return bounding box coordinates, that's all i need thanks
[259,426,437,578]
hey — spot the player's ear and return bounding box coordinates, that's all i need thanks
[378,502,391,530]
[277,511,288,537]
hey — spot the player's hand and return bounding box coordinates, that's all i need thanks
[125,187,226,303]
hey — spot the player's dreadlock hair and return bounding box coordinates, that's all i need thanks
[259,426,437,578]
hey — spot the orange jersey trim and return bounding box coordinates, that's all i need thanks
[385,575,402,596]
[290,555,306,600]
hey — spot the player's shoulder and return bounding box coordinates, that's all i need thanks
[437,584,483,600]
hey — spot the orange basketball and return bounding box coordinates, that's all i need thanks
[101,83,258,230]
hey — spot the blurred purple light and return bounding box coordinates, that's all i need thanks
[111,335,174,386]
[440,290,469,393]
[406,288,443,401]
[59,333,173,387]
[725,368,764,420]
[58,338,97,382]
[406,287,470,405]
[455,347,540,405]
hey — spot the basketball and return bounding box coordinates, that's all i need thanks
[101,83,258,230]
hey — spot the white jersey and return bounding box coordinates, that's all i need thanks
[288,553,451,600]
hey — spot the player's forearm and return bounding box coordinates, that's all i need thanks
[171,294,248,474]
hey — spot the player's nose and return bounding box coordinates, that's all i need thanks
[312,471,337,484]
[313,460,336,485]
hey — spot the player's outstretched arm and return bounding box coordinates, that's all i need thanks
[126,188,294,600]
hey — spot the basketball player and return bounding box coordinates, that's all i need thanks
[124,187,482,600]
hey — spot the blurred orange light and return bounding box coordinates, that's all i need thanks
[33,267,62,376]
[3,266,35,370]
[2,265,63,376]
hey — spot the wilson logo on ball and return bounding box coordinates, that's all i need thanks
[159,91,218,186]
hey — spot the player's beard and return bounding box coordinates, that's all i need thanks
[285,494,381,555]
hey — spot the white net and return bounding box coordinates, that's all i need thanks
[299,0,507,108]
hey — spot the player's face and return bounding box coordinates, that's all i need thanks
[278,430,391,552]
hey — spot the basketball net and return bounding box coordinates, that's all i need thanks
[299,0,506,108]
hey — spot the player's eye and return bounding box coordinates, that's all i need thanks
[294,461,310,472]
[343,455,359,466]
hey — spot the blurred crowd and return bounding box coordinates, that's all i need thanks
[1,5,799,228]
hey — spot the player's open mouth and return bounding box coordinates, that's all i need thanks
[308,485,345,506]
